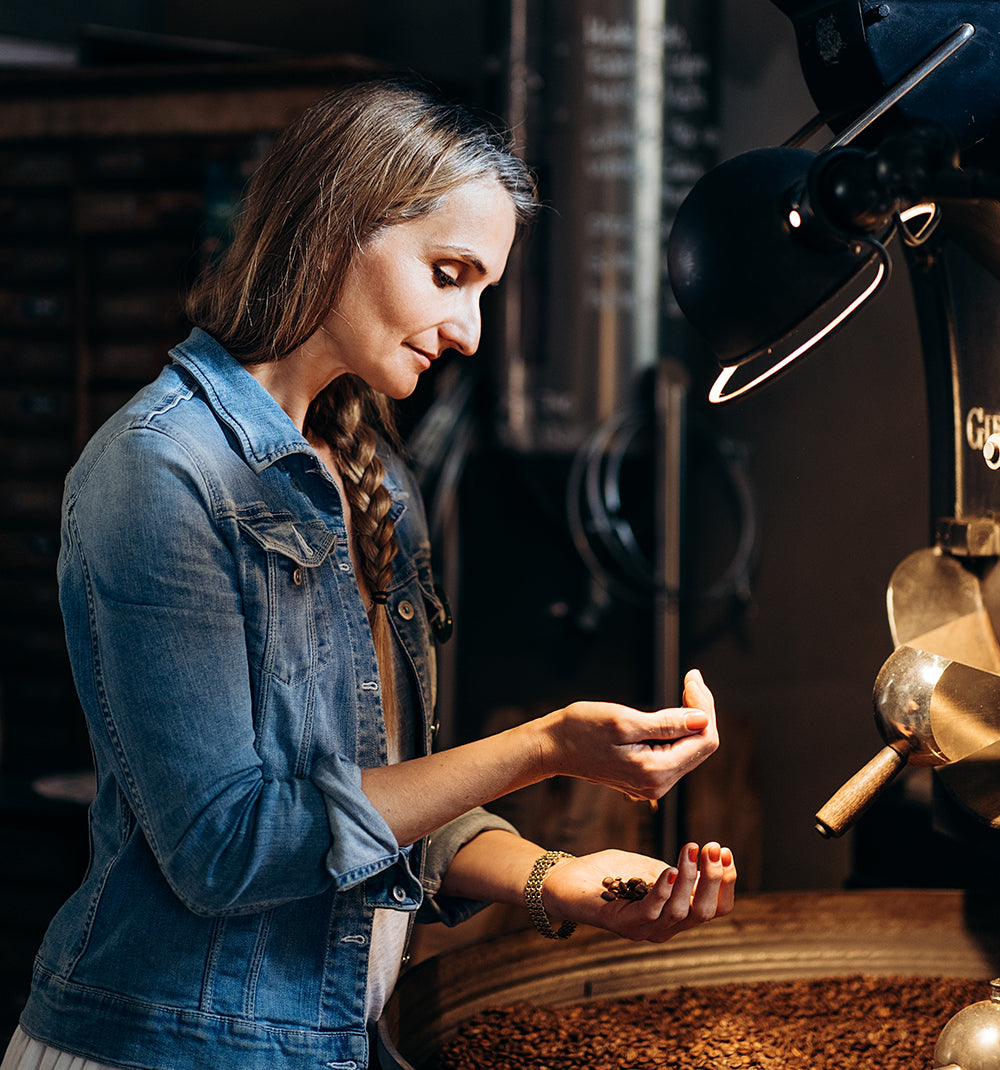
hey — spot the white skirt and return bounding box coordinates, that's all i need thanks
[1,1029,121,1070]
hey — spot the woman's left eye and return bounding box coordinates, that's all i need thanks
[433,265,460,289]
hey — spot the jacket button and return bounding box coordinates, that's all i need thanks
[291,567,303,585]
[397,600,415,621]
[391,885,408,904]
[430,720,440,738]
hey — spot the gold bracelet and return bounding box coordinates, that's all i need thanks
[524,850,576,939]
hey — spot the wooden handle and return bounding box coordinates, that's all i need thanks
[814,745,910,839]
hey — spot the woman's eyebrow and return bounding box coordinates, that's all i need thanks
[438,246,487,276]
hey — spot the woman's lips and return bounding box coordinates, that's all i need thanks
[406,343,436,367]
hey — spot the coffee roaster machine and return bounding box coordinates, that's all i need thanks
[670,0,1000,853]
[669,5,1000,1053]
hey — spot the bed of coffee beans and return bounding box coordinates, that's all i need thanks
[431,974,985,1069]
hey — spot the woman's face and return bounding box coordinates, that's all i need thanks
[318,177,518,399]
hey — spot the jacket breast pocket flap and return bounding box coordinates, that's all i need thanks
[238,514,337,569]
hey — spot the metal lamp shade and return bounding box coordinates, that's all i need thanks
[667,146,886,371]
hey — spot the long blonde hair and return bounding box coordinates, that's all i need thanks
[186,77,537,745]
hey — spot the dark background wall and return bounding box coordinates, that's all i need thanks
[0,3,492,88]
[0,0,941,899]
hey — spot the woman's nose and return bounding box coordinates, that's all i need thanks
[441,298,482,356]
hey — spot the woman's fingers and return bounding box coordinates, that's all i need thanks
[662,842,701,922]
[539,844,735,948]
[583,843,735,944]
[617,705,712,747]
[682,668,715,715]
[542,696,721,802]
[716,846,737,915]
[684,842,736,925]
[650,842,735,939]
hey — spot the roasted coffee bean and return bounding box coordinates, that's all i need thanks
[431,975,983,1069]
[600,875,650,902]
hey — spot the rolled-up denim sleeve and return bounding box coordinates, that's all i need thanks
[416,808,520,926]
[311,751,420,898]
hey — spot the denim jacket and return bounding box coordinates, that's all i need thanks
[21,329,515,1070]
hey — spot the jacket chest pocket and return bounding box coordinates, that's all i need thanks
[237,512,339,686]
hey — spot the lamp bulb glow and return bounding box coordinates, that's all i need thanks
[708,257,888,403]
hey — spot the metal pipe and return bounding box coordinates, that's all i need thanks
[825,22,975,150]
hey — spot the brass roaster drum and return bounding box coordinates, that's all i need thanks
[378,889,1000,1069]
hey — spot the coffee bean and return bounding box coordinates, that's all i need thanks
[431,975,982,1069]
[600,876,650,903]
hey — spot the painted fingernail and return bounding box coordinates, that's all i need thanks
[684,711,709,731]
[708,843,721,863]
[667,868,678,885]
[721,847,733,867]
[688,845,699,863]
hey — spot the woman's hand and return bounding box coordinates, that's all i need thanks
[537,669,720,802]
[540,842,737,943]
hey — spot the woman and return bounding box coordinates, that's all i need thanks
[4,78,735,1070]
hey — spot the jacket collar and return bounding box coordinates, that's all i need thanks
[168,330,407,505]
[169,328,316,474]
